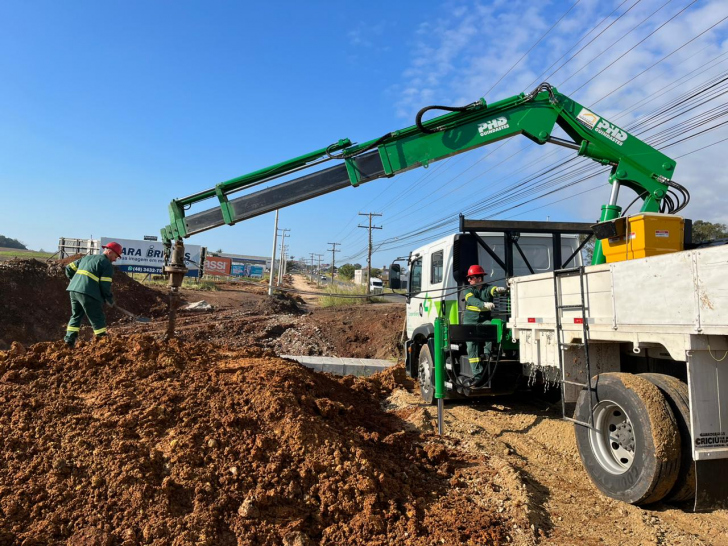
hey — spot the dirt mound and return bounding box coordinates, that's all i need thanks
[252,293,304,316]
[0,258,169,350]
[308,306,404,359]
[0,336,509,545]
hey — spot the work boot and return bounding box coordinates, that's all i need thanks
[469,374,489,389]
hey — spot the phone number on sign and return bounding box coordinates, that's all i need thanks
[119,266,163,274]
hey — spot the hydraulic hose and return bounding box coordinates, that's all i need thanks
[415,102,483,134]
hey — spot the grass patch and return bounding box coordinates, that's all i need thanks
[319,284,385,307]
[0,250,55,260]
[141,277,220,291]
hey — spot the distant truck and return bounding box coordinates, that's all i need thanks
[369,278,383,294]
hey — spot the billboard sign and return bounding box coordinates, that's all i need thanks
[230,263,264,278]
[205,256,232,276]
[101,238,201,277]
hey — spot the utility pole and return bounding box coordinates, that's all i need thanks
[309,253,316,282]
[315,254,324,286]
[327,242,340,284]
[268,210,279,296]
[277,229,290,285]
[358,212,383,295]
[277,244,285,285]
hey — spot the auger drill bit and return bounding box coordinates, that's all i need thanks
[163,239,188,339]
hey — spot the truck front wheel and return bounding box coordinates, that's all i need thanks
[574,373,681,505]
[418,344,435,405]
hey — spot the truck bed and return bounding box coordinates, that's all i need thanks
[508,244,728,464]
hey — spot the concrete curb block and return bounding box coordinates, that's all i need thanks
[281,355,396,377]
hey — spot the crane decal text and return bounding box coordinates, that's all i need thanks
[478,117,509,137]
[595,119,628,146]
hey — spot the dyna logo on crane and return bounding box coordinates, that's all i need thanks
[478,117,509,137]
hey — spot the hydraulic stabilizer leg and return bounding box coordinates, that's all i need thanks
[164,239,189,338]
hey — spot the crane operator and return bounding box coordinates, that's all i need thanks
[462,265,506,387]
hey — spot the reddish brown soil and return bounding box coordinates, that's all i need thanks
[0,259,168,350]
[0,259,401,360]
[0,336,510,545]
[5,267,727,544]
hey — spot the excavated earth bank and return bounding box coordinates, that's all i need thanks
[0,336,517,545]
[0,258,168,350]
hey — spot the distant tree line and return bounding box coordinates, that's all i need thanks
[0,236,26,250]
[336,263,383,280]
[692,220,728,242]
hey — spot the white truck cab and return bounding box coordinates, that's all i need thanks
[405,230,582,338]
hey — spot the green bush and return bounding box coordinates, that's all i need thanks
[319,284,384,307]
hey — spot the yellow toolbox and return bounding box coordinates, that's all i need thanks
[602,213,684,263]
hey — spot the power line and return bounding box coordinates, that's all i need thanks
[557,0,675,88]
[541,0,645,83]
[590,12,728,107]
[570,0,699,95]
[484,0,581,98]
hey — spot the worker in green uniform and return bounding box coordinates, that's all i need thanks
[462,264,507,387]
[63,242,122,348]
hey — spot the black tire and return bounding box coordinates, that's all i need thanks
[639,373,695,502]
[574,373,681,505]
[418,344,436,405]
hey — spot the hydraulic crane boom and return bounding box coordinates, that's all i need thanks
[161,82,685,267]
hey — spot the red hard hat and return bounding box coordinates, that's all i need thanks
[467,265,486,278]
[103,242,123,257]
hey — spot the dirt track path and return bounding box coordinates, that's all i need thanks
[289,274,321,307]
[386,389,728,545]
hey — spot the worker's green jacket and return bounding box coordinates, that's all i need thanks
[65,254,115,304]
[463,284,499,324]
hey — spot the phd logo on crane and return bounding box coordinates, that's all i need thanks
[478,117,509,137]
[595,119,628,146]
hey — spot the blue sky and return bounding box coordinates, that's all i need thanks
[2,0,727,268]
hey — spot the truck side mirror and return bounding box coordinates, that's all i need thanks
[389,263,401,289]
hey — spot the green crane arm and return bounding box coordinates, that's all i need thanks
[161,83,680,265]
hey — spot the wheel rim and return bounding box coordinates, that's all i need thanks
[419,356,433,395]
[589,400,636,474]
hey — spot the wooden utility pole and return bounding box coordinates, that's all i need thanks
[327,242,340,284]
[358,212,382,295]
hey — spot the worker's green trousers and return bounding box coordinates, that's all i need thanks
[64,292,107,346]
[465,321,492,380]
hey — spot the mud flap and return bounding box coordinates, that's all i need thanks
[694,459,728,512]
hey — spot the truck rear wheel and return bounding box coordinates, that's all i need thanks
[574,373,680,505]
[418,344,436,405]
[639,373,695,502]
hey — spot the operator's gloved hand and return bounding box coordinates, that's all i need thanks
[106,300,115,308]
[492,286,509,296]
[482,302,495,311]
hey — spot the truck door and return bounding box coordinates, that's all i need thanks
[406,256,426,338]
